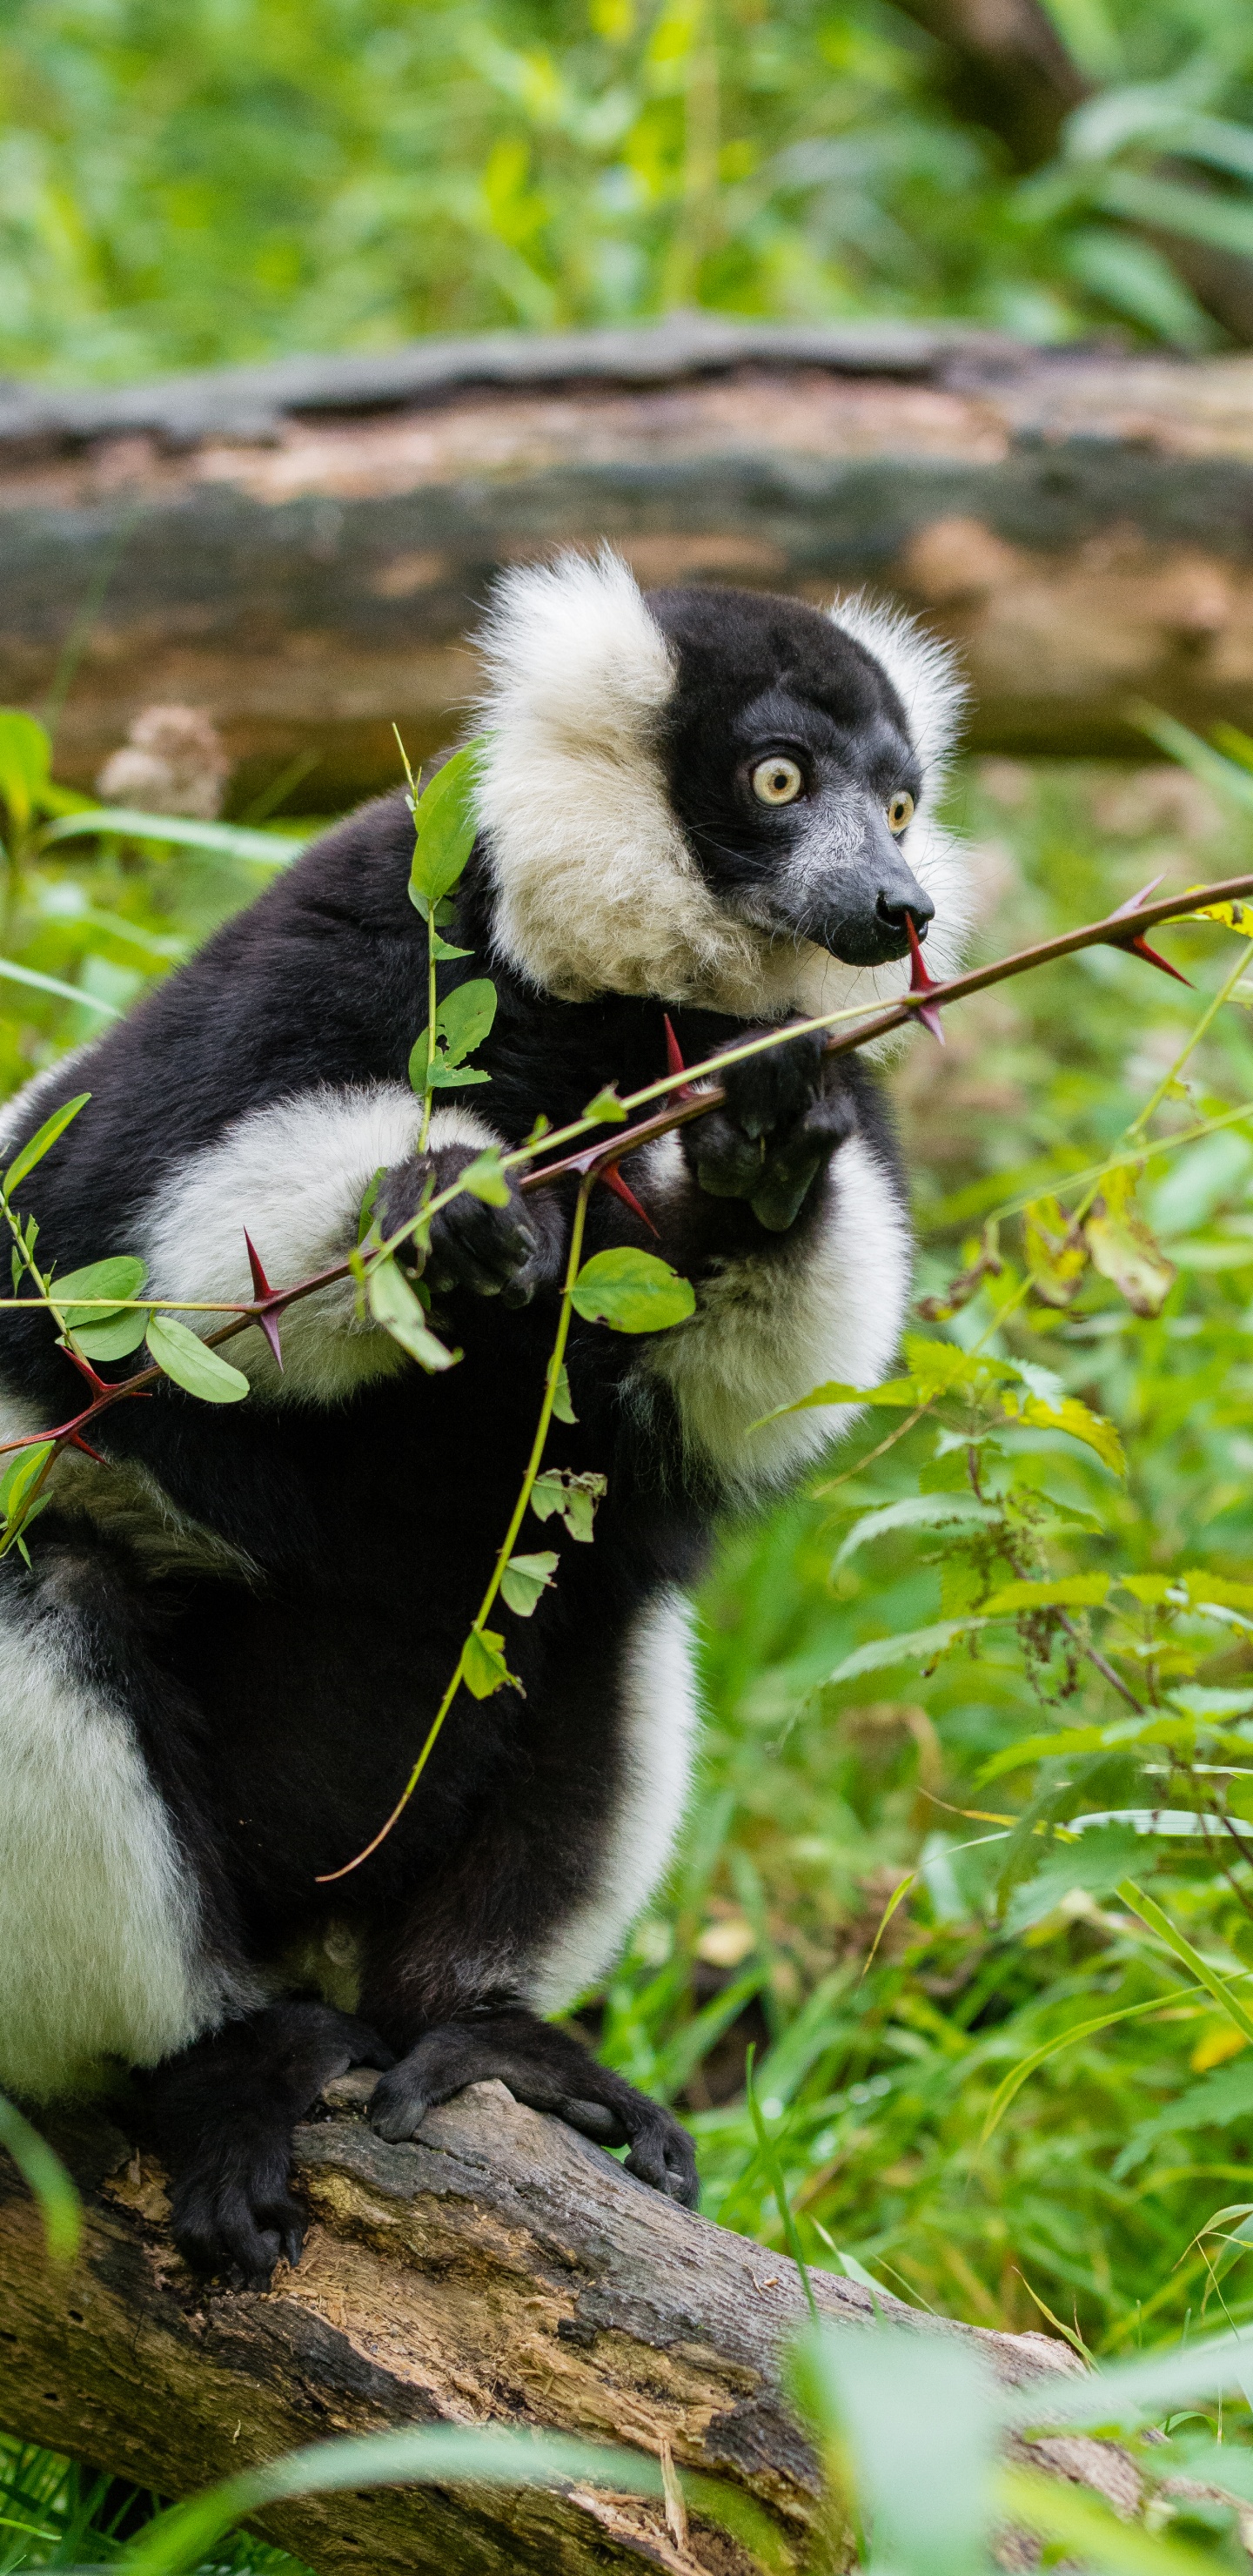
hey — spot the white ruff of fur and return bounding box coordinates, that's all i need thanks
[476,549,971,1022]
[641,1130,912,1494]
[0,1588,227,2101]
[137,1090,499,1403]
[526,1589,701,2012]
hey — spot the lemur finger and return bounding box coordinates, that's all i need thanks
[720,1025,826,1140]
[623,2109,699,2207]
[750,1088,857,1232]
[687,1108,764,1201]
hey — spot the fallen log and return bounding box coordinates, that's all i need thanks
[6,319,1253,800]
[0,2071,1137,2574]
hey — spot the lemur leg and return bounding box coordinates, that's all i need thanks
[369,2007,698,2205]
[139,2001,393,2284]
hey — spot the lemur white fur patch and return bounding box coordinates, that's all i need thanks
[640,1130,911,1495]
[0,1587,225,2101]
[137,1090,499,1404]
[475,547,970,1023]
[526,1588,701,2012]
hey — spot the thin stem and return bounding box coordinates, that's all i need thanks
[1128,938,1253,1138]
[315,1168,595,1882]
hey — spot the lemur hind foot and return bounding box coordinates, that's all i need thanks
[369,2004,699,2207]
[140,2000,393,2285]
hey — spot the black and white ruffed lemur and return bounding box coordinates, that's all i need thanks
[0,553,969,2280]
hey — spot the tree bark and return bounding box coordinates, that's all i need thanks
[0,2072,1137,2575]
[8,320,1253,798]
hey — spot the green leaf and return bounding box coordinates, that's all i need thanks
[42,808,306,865]
[1083,1167,1176,1318]
[1002,1824,1147,1934]
[68,1308,151,1359]
[1116,1881,1253,2049]
[582,1083,627,1123]
[499,1551,559,1617]
[0,709,53,830]
[146,1314,251,1404]
[462,1626,521,1697]
[790,2323,996,2576]
[834,1493,995,1564]
[3,1092,90,1195]
[407,741,483,912]
[459,1149,511,1205]
[437,976,498,1066]
[531,1467,606,1542]
[827,1618,985,1687]
[0,957,119,1017]
[120,2426,672,2576]
[53,1254,148,1327]
[571,1247,694,1334]
[982,1573,1110,1612]
[1000,1385,1126,1476]
[366,1256,458,1373]
[0,1440,53,1520]
[552,1362,577,1425]
[0,2089,80,2263]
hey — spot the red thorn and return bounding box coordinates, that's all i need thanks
[600,1162,660,1238]
[1127,933,1193,988]
[64,1346,114,1395]
[69,1432,108,1463]
[1111,875,1165,920]
[244,1230,275,1301]
[906,913,946,1044]
[244,1230,284,1370]
[663,1014,693,1096]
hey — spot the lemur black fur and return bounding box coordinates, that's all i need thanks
[0,556,968,2282]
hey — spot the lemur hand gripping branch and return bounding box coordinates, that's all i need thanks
[1,550,1250,2286]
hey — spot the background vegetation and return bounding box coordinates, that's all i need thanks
[3,0,1253,375]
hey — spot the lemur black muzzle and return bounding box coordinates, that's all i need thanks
[810,818,935,969]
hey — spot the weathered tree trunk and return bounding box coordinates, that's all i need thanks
[0,2072,1136,2575]
[5,320,1253,802]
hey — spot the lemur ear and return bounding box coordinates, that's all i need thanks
[476,546,675,755]
[828,593,968,791]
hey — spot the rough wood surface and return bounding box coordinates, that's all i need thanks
[7,322,1253,795]
[0,2072,1136,2575]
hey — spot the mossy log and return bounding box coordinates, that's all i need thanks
[5,319,1253,801]
[0,2071,1139,2574]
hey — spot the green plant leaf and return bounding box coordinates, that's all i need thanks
[499,1550,559,1616]
[1000,1385,1126,1476]
[463,1626,520,1697]
[146,1314,251,1404]
[0,1440,53,1521]
[980,1982,1201,2145]
[982,1573,1110,1612]
[833,1493,995,1564]
[120,2425,668,2576]
[827,1619,985,1687]
[1116,1881,1253,2048]
[582,1083,627,1123]
[437,976,498,1066]
[1084,1166,1176,1318]
[459,1149,511,1205]
[366,1256,458,1372]
[552,1361,577,1424]
[52,1253,148,1325]
[3,1092,90,1195]
[0,2089,80,2263]
[407,741,483,912]
[42,808,306,864]
[571,1246,694,1333]
[0,708,53,830]
[530,1467,606,1542]
[790,2324,996,2576]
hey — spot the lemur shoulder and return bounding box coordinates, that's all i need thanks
[0,553,969,2278]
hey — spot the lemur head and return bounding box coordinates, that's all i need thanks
[475,548,969,1021]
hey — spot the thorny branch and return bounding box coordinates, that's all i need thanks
[1,867,1251,1868]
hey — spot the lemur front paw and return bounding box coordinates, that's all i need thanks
[686,1023,856,1232]
[380,1144,561,1308]
[369,2009,699,2208]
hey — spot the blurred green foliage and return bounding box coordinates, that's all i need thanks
[3,0,1253,378]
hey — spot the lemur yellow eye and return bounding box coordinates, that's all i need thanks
[752,756,803,806]
[888,790,915,835]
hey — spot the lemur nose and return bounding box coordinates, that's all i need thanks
[877,885,935,939]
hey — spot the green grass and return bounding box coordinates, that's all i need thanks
[8,750,1253,2562]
